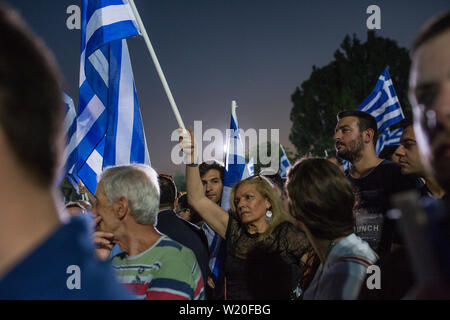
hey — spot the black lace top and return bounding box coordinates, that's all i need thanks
[224,211,310,300]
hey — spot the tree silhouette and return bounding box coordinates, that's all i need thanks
[289,31,411,157]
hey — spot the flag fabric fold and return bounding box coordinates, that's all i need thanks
[357,67,404,133]
[58,92,81,192]
[375,127,403,156]
[76,0,150,194]
[62,93,78,178]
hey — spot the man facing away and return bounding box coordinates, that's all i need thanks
[156,173,211,294]
[0,3,129,299]
[93,164,205,300]
[334,110,419,258]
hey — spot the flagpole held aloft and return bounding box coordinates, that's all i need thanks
[128,0,186,130]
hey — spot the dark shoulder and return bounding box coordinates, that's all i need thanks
[271,221,310,259]
[377,160,420,192]
[375,159,401,173]
[274,221,307,239]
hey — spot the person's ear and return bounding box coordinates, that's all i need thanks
[364,128,375,144]
[264,198,272,211]
[114,196,129,220]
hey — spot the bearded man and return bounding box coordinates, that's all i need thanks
[334,110,420,258]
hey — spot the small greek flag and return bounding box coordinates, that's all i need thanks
[242,158,255,180]
[357,68,404,133]
[222,100,247,207]
[279,144,291,178]
[376,127,403,155]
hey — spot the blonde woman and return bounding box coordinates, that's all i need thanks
[179,128,309,300]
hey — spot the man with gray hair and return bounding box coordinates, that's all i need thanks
[93,164,205,300]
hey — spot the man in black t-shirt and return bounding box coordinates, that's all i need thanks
[334,110,419,257]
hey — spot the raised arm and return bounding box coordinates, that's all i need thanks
[179,127,229,239]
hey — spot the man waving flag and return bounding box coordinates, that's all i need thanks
[76,0,150,194]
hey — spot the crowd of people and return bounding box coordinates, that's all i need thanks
[0,2,449,300]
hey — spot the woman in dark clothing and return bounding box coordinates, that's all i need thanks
[178,128,310,300]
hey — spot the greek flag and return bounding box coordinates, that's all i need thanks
[242,158,255,180]
[357,68,404,133]
[63,93,78,177]
[279,144,291,178]
[376,127,403,155]
[221,100,248,207]
[76,0,150,194]
[202,101,252,296]
[61,93,81,191]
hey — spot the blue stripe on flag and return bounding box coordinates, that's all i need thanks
[86,21,138,57]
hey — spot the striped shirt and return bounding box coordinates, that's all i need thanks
[112,235,205,300]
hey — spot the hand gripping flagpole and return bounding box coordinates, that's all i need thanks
[128,0,186,131]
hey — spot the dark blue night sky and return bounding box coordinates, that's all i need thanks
[6,0,449,174]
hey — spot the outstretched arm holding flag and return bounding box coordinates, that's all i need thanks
[179,127,229,239]
[177,118,310,300]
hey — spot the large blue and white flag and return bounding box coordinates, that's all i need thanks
[376,127,403,156]
[279,144,291,178]
[76,0,150,194]
[357,68,404,133]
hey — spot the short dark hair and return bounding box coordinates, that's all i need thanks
[412,12,450,54]
[0,4,63,187]
[326,154,343,165]
[158,174,177,208]
[337,110,378,144]
[177,193,202,225]
[199,159,225,181]
[286,158,355,240]
[399,118,413,130]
